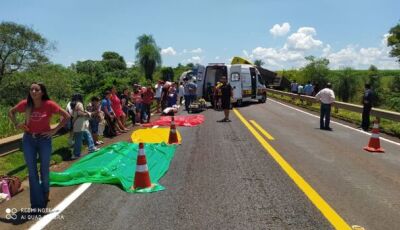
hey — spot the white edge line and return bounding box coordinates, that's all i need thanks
[29,183,92,230]
[269,98,400,147]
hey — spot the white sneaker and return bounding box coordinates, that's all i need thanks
[89,147,100,153]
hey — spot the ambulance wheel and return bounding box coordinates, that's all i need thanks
[236,99,243,107]
[259,94,266,103]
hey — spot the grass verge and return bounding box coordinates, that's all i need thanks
[0,134,71,179]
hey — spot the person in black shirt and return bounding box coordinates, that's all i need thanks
[218,76,233,122]
[361,83,374,131]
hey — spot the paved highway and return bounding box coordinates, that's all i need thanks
[4,99,400,229]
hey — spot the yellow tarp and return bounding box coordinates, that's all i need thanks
[131,128,182,144]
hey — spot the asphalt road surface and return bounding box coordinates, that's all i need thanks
[4,99,400,229]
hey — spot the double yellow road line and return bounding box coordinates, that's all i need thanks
[233,108,351,230]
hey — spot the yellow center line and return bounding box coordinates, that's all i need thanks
[233,108,351,230]
[249,120,275,140]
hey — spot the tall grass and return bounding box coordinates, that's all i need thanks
[0,106,24,138]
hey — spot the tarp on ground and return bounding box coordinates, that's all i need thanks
[50,142,176,193]
[131,128,182,144]
[143,115,205,127]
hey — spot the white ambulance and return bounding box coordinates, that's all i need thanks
[200,63,267,106]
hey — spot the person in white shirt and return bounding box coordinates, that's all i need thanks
[154,80,164,113]
[315,83,335,131]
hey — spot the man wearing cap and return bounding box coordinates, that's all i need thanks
[315,82,335,131]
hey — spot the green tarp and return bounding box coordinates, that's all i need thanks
[50,142,176,193]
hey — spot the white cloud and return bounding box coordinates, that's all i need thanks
[215,56,220,60]
[326,45,398,69]
[183,49,188,53]
[161,47,177,56]
[126,61,135,68]
[251,46,305,68]
[270,22,291,37]
[286,27,323,50]
[187,56,202,64]
[191,48,203,53]
[249,27,398,70]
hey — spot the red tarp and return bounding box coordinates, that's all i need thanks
[143,115,205,127]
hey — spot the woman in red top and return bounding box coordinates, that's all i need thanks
[110,86,129,132]
[8,83,70,210]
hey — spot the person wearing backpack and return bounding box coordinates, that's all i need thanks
[8,82,70,210]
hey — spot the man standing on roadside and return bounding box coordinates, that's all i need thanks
[217,76,233,122]
[315,82,335,131]
[361,83,374,131]
[154,80,164,113]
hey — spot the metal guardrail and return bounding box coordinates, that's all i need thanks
[0,124,60,157]
[267,89,400,122]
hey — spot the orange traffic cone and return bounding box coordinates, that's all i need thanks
[168,115,179,144]
[363,120,384,153]
[131,143,153,189]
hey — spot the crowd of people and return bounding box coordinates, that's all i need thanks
[290,80,320,96]
[66,81,188,148]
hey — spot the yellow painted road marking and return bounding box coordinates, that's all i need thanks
[249,120,275,140]
[233,108,351,230]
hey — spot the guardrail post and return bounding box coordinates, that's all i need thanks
[334,105,339,113]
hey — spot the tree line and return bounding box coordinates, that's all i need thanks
[0,22,190,106]
[0,21,399,111]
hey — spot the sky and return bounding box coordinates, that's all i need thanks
[1,0,399,70]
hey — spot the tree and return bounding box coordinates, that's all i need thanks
[75,60,105,76]
[186,63,194,69]
[0,22,53,81]
[387,23,400,63]
[0,64,76,106]
[335,67,358,102]
[135,34,161,81]
[160,67,174,81]
[254,59,265,67]
[301,56,330,87]
[101,51,126,72]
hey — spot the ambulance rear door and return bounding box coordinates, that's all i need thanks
[229,64,242,100]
